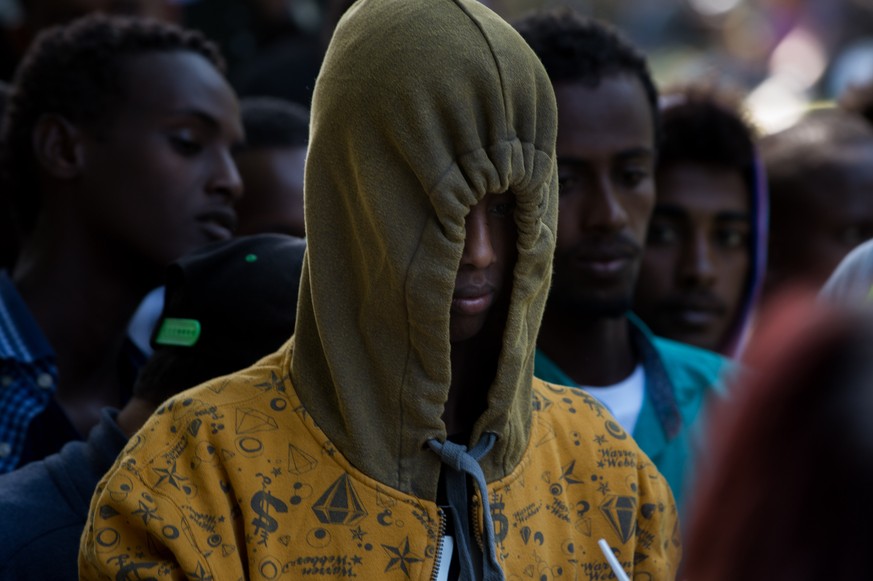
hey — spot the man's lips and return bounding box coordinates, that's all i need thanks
[565,238,641,278]
[570,250,636,277]
[574,255,632,275]
[663,296,727,329]
[197,207,238,241]
[452,286,496,316]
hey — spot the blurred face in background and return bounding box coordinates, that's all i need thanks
[635,163,751,352]
[234,145,307,238]
[767,146,873,296]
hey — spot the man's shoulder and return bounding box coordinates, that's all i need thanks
[158,346,292,416]
[531,377,636,444]
[0,452,84,563]
[532,348,574,386]
[120,346,294,468]
[0,271,54,362]
[529,377,674,496]
[649,335,731,390]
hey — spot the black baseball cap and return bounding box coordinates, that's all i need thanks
[147,233,306,390]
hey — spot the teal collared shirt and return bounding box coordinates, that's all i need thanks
[534,314,730,514]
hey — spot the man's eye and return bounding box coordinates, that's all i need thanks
[169,132,203,155]
[617,168,647,189]
[490,201,516,217]
[647,223,678,245]
[716,228,748,249]
[558,175,579,195]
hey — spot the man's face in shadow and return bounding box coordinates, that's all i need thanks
[77,51,244,271]
[450,192,518,343]
[549,75,655,318]
[234,145,307,238]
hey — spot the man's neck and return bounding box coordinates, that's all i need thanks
[116,397,158,438]
[445,338,497,440]
[538,307,637,387]
[13,231,155,402]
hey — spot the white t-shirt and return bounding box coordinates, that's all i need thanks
[581,364,645,435]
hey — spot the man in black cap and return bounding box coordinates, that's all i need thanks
[0,234,305,581]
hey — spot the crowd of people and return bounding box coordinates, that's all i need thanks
[1,0,873,579]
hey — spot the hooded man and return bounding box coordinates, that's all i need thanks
[79,1,680,579]
[633,85,768,357]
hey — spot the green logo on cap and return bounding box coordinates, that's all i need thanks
[154,318,201,347]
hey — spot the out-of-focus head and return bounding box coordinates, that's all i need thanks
[515,8,658,319]
[837,72,873,127]
[3,14,243,279]
[634,85,760,353]
[762,108,873,299]
[134,233,306,407]
[234,96,309,238]
[20,0,182,29]
[684,290,873,580]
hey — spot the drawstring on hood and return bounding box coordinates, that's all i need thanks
[427,433,504,581]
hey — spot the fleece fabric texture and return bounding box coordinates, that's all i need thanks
[291,0,557,498]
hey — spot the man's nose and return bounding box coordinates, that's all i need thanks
[680,233,716,288]
[581,174,627,232]
[461,206,496,269]
[208,148,244,204]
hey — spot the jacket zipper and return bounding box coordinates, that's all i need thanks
[430,508,447,581]
[472,493,484,551]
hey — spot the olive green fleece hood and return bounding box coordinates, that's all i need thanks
[291,0,558,499]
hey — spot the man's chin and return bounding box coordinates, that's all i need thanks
[547,293,631,319]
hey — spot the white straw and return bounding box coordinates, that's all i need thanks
[598,538,630,581]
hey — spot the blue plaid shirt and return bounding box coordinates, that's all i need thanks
[0,271,59,473]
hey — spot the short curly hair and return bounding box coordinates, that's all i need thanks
[2,13,225,231]
[658,84,757,191]
[513,7,659,144]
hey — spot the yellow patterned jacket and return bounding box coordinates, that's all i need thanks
[81,0,680,577]
[80,344,679,580]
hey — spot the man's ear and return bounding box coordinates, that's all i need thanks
[32,113,86,180]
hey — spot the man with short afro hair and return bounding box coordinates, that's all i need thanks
[517,8,730,514]
[0,13,243,473]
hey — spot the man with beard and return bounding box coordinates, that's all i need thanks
[516,8,730,513]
